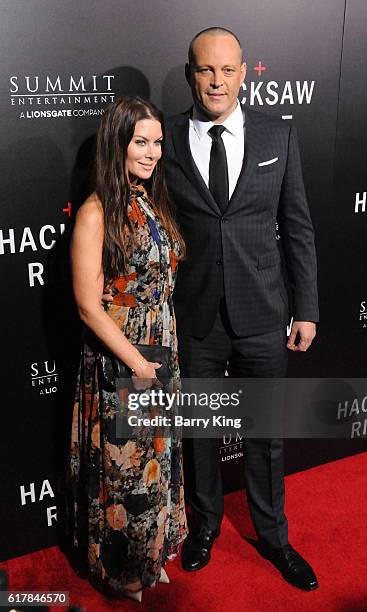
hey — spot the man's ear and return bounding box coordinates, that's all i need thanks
[241,62,247,84]
[185,63,191,86]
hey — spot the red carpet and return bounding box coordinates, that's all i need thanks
[1,452,367,611]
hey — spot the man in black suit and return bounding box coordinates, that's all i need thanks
[164,27,319,591]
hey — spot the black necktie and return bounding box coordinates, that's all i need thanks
[208,125,229,213]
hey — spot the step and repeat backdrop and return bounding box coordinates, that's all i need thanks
[0,0,366,559]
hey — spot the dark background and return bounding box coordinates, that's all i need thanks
[0,0,366,559]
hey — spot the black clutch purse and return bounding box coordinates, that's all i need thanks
[98,344,172,391]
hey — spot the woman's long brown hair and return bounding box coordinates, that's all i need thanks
[95,96,185,282]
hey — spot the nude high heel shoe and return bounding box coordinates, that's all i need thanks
[123,589,142,603]
[122,581,143,603]
[159,567,170,584]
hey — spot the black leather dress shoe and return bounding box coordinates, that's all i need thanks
[181,526,220,571]
[258,542,319,591]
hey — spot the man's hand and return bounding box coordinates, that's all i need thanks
[101,284,113,308]
[287,321,316,352]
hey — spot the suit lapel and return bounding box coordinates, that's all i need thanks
[171,107,270,216]
[227,108,269,213]
[171,115,222,215]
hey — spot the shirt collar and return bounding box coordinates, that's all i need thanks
[191,100,244,140]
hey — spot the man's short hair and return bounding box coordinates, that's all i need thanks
[188,27,244,65]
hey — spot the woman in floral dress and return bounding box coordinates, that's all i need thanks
[68,97,187,601]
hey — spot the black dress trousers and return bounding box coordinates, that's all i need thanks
[178,300,289,548]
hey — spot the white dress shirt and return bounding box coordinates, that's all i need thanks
[189,100,245,200]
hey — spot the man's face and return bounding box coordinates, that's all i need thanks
[187,34,246,123]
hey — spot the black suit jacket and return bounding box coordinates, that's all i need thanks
[165,107,319,338]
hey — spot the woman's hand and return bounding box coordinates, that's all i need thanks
[131,359,162,390]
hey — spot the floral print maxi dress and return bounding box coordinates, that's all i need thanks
[69,186,187,592]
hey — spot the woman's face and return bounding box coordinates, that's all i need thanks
[126,118,163,181]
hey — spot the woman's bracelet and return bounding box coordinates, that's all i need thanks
[131,355,146,374]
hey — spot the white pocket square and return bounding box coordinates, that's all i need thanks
[258,157,279,167]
